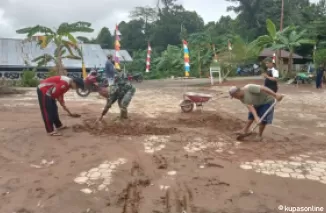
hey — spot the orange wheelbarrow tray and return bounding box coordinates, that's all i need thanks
[179,92,213,113]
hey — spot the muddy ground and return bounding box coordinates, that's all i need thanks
[1,77,326,213]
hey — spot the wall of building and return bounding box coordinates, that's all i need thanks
[0,67,83,80]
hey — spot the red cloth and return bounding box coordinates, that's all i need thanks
[38,76,71,104]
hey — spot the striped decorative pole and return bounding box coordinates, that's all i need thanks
[228,40,232,51]
[146,42,151,72]
[183,40,190,77]
[80,42,87,79]
[272,52,276,63]
[212,44,218,62]
[114,24,121,70]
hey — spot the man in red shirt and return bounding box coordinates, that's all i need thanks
[37,75,84,136]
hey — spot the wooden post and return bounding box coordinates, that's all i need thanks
[198,51,201,77]
[279,0,284,76]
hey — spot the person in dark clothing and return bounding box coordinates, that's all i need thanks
[37,76,84,136]
[105,55,116,86]
[96,72,135,122]
[316,64,325,89]
[262,57,279,93]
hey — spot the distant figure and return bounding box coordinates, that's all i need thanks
[316,64,325,89]
[262,57,279,93]
[236,67,241,75]
[105,55,116,86]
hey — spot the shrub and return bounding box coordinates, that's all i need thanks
[46,68,58,78]
[21,70,39,87]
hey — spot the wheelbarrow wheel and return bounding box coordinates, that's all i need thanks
[180,100,194,113]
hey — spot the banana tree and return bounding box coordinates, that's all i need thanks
[270,29,315,74]
[217,35,260,80]
[156,45,184,77]
[188,32,213,77]
[16,22,94,75]
[249,19,294,71]
[314,48,326,65]
[220,35,260,64]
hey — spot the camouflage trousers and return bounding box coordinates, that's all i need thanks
[118,87,136,113]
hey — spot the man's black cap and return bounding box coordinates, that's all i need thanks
[72,77,85,90]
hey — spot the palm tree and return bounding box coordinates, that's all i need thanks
[16,22,94,75]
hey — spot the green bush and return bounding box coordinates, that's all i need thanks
[21,70,39,87]
[46,68,58,78]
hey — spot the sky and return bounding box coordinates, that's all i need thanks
[0,0,320,39]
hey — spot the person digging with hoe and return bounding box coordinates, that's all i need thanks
[95,71,135,123]
[37,75,85,136]
[229,84,284,141]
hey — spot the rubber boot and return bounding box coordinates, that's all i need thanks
[120,109,128,119]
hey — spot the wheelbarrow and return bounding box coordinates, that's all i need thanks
[179,92,213,113]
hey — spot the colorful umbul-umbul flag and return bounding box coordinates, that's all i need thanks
[146,42,151,72]
[272,53,276,63]
[114,24,121,70]
[228,40,232,51]
[212,44,218,62]
[183,40,190,77]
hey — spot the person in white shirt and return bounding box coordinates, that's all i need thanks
[262,57,279,92]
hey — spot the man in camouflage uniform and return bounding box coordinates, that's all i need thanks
[96,72,135,121]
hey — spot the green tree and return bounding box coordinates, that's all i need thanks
[249,19,293,70]
[188,32,213,77]
[226,0,313,40]
[273,29,315,73]
[119,20,147,54]
[226,0,265,40]
[76,36,94,43]
[220,35,259,64]
[129,6,158,37]
[155,45,184,77]
[251,19,314,74]
[151,2,204,52]
[16,22,94,75]
[314,48,326,65]
[95,27,113,49]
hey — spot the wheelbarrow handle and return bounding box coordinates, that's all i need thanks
[251,99,277,132]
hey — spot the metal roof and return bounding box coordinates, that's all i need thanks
[0,38,107,68]
[103,49,133,62]
[259,48,303,59]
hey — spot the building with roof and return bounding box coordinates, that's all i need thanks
[259,48,303,60]
[259,48,309,71]
[0,38,120,79]
[102,49,133,62]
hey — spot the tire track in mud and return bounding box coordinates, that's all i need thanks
[164,182,195,213]
[118,161,151,213]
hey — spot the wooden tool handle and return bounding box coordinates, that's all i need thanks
[251,99,277,132]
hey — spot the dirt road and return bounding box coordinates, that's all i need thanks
[1,78,326,213]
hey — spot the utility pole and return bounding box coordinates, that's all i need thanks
[279,0,284,75]
[280,0,284,31]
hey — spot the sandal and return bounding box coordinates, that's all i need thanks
[49,131,62,136]
[56,126,68,131]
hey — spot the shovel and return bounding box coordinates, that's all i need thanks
[236,99,277,140]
